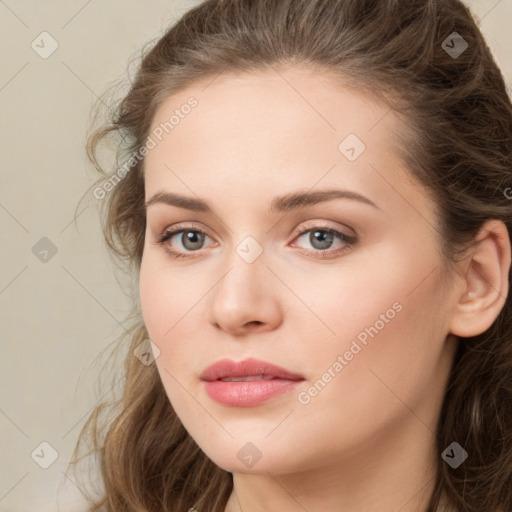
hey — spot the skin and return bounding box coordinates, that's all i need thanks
[138,64,510,512]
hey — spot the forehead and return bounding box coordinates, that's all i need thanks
[147,64,398,158]
[143,65,433,224]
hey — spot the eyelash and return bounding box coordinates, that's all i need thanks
[154,223,357,260]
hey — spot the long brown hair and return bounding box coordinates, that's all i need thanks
[68,0,512,510]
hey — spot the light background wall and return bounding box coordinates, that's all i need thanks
[0,1,510,511]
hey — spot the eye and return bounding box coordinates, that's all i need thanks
[153,222,357,260]
[291,224,356,259]
[154,225,214,259]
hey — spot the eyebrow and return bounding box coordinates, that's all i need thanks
[144,188,381,213]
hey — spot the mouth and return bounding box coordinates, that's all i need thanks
[200,358,305,407]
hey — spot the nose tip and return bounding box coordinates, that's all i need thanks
[208,255,284,335]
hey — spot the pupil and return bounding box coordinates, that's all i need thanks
[183,231,204,250]
[311,230,333,249]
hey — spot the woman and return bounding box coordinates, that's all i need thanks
[70,0,512,510]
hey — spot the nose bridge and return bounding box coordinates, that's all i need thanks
[208,231,282,332]
[217,209,268,282]
[213,234,268,305]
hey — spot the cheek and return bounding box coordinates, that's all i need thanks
[138,250,212,357]
[139,251,180,341]
[138,258,196,406]
[331,281,447,417]
[287,289,447,465]
[299,260,448,401]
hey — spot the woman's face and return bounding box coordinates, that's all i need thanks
[139,65,459,476]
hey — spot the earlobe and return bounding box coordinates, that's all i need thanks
[449,219,511,338]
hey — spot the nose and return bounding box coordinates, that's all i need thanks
[208,249,283,336]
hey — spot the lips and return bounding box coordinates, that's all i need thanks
[200,358,305,407]
[199,357,305,382]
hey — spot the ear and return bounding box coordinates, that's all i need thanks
[449,219,511,338]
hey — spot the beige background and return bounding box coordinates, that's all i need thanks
[0,1,510,510]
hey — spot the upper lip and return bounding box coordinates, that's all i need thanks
[200,357,305,382]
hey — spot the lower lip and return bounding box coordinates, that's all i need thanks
[203,379,303,407]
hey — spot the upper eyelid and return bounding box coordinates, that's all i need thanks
[161,222,215,241]
[159,221,355,245]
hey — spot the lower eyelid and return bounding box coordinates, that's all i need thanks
[158,227,355,259]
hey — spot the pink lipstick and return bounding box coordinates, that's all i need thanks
[200,357,305,407]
